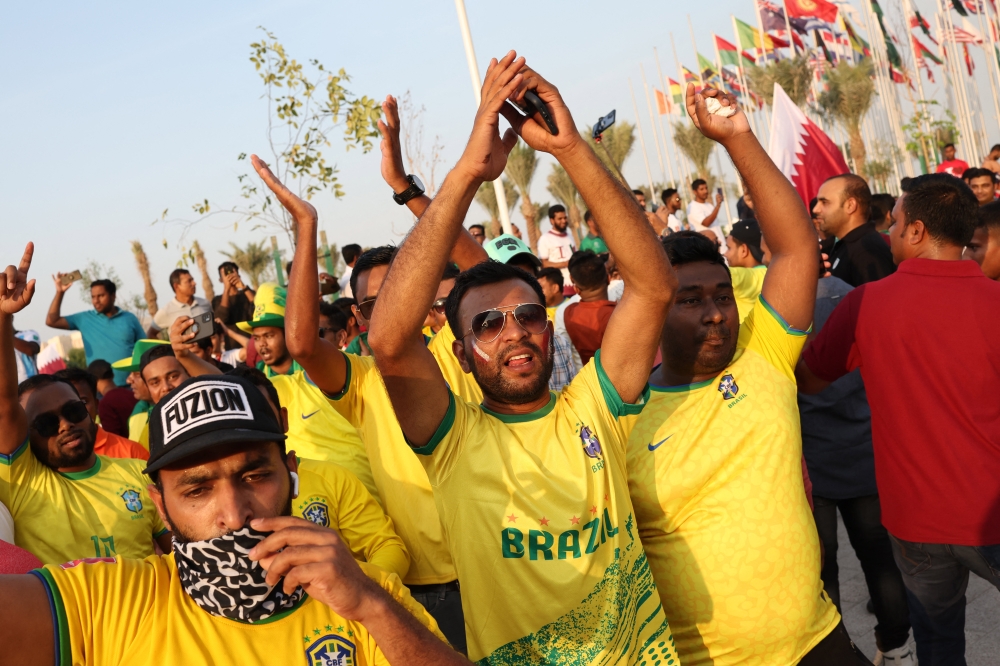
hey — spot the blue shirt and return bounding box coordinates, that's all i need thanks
[65,309,146,385]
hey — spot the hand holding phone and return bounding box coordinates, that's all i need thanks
[517,90,559,135]
[59,270,83,287]
[592,110,616,139]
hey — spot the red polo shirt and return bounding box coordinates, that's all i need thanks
[563,300,616,365]
[803,258,1000,545]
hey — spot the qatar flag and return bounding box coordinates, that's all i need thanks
[767,83,849,205]
[36,343,67,375]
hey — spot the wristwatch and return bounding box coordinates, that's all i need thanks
[392,174,425,205]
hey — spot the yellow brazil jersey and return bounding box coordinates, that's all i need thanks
[128,411,149,449]
[626,295,839,666]
[295,457,409,579]
[327,353,456,586]
[32,554,444,666]
[0,442,166,565]
[731,264,767,323]
[426,324,483,404]
[415,352,677,665]
[268,371,379,503]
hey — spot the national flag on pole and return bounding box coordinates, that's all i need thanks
[36,344,67,375]
[715,35,755,66]
[914,36,944,65]
[735,17,775,57]
[785,0,839,23]
[871,0,903,68]
[668,77,683,104]
[698,53,719,81]
[682,66,700,85]
[963,42,975,74]
[844,17,872,57]
[757,0,787,32]
[768,83,850,205]
[943,17,984,43]
[654,88,680,115]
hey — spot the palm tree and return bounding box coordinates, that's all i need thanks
[505,140,542,250]
[818,59,876,178]
[474,179,519,239]
[190,240,215,302]
[673,121,715,181]
[746,56,814,108]
[221,240,274,289]
[547,164,585,244]
[583,121,636,182]
[130,241,158,317]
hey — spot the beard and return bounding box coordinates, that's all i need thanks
[31,423,96,470]
[469,335,554,405]
[665,322,738,378]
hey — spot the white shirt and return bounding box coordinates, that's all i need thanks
[666,213,685,233]
[536,230,575,283]
[14,329,39,384]
[339,266,354,298]
[151,296,212,332]
[687,200,721,229]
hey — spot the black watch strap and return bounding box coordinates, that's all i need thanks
[392,175,424,205]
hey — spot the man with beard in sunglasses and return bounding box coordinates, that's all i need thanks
[624,86,866,665]
[365,54,678,664]
[0,373,473,666]
[0,244,172,565]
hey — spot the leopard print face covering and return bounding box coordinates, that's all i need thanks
[173,526,305,623]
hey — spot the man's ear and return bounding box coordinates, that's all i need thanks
[909,219,929,245]
[453,338,471,373]
[843,196,858,216]
[148,483,173,533]
[335,329,348,349]
[285,451,299,474]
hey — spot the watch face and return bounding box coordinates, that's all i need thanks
[411,174,425,193]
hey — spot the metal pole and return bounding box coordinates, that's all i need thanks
[640,65,668,183]
[781,0,797,57]
[654,47,684,186]
[628,78,656,192]
[454,0,513,235]
[975,1,1000,150]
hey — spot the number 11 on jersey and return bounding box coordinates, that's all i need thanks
[90,535,116,557]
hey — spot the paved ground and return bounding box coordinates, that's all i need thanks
[835,517,999,664]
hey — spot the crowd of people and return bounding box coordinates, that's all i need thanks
[0,51,998,666]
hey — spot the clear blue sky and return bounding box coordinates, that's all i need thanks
[2,0,988,337]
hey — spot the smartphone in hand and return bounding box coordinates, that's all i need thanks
[60,270,83,286]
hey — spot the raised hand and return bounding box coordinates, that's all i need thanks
[52,272,72,293]
[685,84,751,144]
[500,66,583,157]
[377,95,410,193]
[169,316,200,358]
[250,155,318,226]
[454,50,524,183]
[2,243,37,316]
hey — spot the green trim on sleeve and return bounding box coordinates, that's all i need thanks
[0,439,28,466]
[411,393,456,456]
[649,376,716,393]
[594,349,650,417]
[481,393,556,423]
[758,295,811,336]
[322,351,353,401]
[153,527,169,538]
[31,568,72,666]
[58,457,102,481]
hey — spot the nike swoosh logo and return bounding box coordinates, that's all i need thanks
[301,410,320,420]
[648,435,672,452]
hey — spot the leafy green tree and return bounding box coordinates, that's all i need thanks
[221,240,274,289]
[505,140,542,250]
[673,121,715,181]
[67,348,87,370]
[77,261,122,306]
[746,56,814,108]
[903,100,959,172]
[474,179,519,239]
[818,59,876,178]
[160,28,381,248]
[583,121,636,181]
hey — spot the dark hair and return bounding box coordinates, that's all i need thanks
[567,250,608,291]
[631,189,645,197]
[331,297,356,317]
[827,173,872,219]
[89,279,117,296]
[991,144,1000,153]
[350,245,397,300]
[225,366,281,412]
[943,142,955,150]
[583,210,593,223]
[53,368,99,398]
[341,244,362,264]
[169,269,190,291]
[18,374,79,399]
[218,261,239,276]
[691,179,707,191]
[661,187,678,203]
[444,261,545,340]
[869,193,896,222]
[139,345,177,377]
[964,167,996,183]
[536,266,565,290]
[548,204,566,219]
[441,263,461,281]
[318,302,348,332]
[900,173,978,246]
[468,224,485,234]
[808,197,819,217]
[660,231,731,277]
[976,200,1000,230]
[87,359,115,381]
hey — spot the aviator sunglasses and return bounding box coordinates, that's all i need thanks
[464,303,548,343]
[30,400,90,438]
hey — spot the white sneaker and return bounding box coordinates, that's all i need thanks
[874,643,916,666]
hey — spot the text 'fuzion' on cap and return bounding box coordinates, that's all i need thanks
[144,375,285,475]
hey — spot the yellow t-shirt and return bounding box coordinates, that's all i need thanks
[626,296,839,666]
[327,353,456,586]
[33,554,444,666]
[269,371,379,503]
[296,457,409,579]
[0,443,166,564]
[415,353,677,665]
[730,264,767,323]
[426,324,483,405]
[128,411,149,449]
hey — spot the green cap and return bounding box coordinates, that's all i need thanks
[111,339,170,373]
[484,234,543,270]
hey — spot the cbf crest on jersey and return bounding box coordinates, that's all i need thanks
[121,488,143,513]
[718,373,739,400]
[302,501,330,527]
[580,425,602,459]
[306,634,356,666]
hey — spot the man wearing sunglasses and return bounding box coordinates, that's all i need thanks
[0,244,173,565]
[364,54,678,664]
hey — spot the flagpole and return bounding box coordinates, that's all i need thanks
[640,64,668,183]
[941,1,979,159]
[781,0,797,57]
[628,78,657,195]
[454,0,512,235]
[653,47,682,187]
[902,0,934,171]
[974,5,1000,157]
[754,0,771,64]
[670,31,697,189]
[734,15,772,141]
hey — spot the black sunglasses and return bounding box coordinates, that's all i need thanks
[31,401,90,438]
[431,297,448,314]
[464,303,548,343]
[357,297,377,320]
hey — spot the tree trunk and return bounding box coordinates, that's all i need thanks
[567,204,584,247]
[520,196,540,252]
[191,241,216,302]
[131,241,159,317]
[488,215,501,239]
[849,125,867,180]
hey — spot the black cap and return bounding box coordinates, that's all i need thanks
[729,219,762,254]
[139,344,175,375]
[144,375,286,475]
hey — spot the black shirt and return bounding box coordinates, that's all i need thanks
[829,222,895,287]
[211,291,254,350]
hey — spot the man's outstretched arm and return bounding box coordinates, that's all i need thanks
[45,273,72,329]
[367,52,525,445]
[501,67,675,403]
[1,244,36,456]
[688,86,817,330]
[0,574,54,666]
